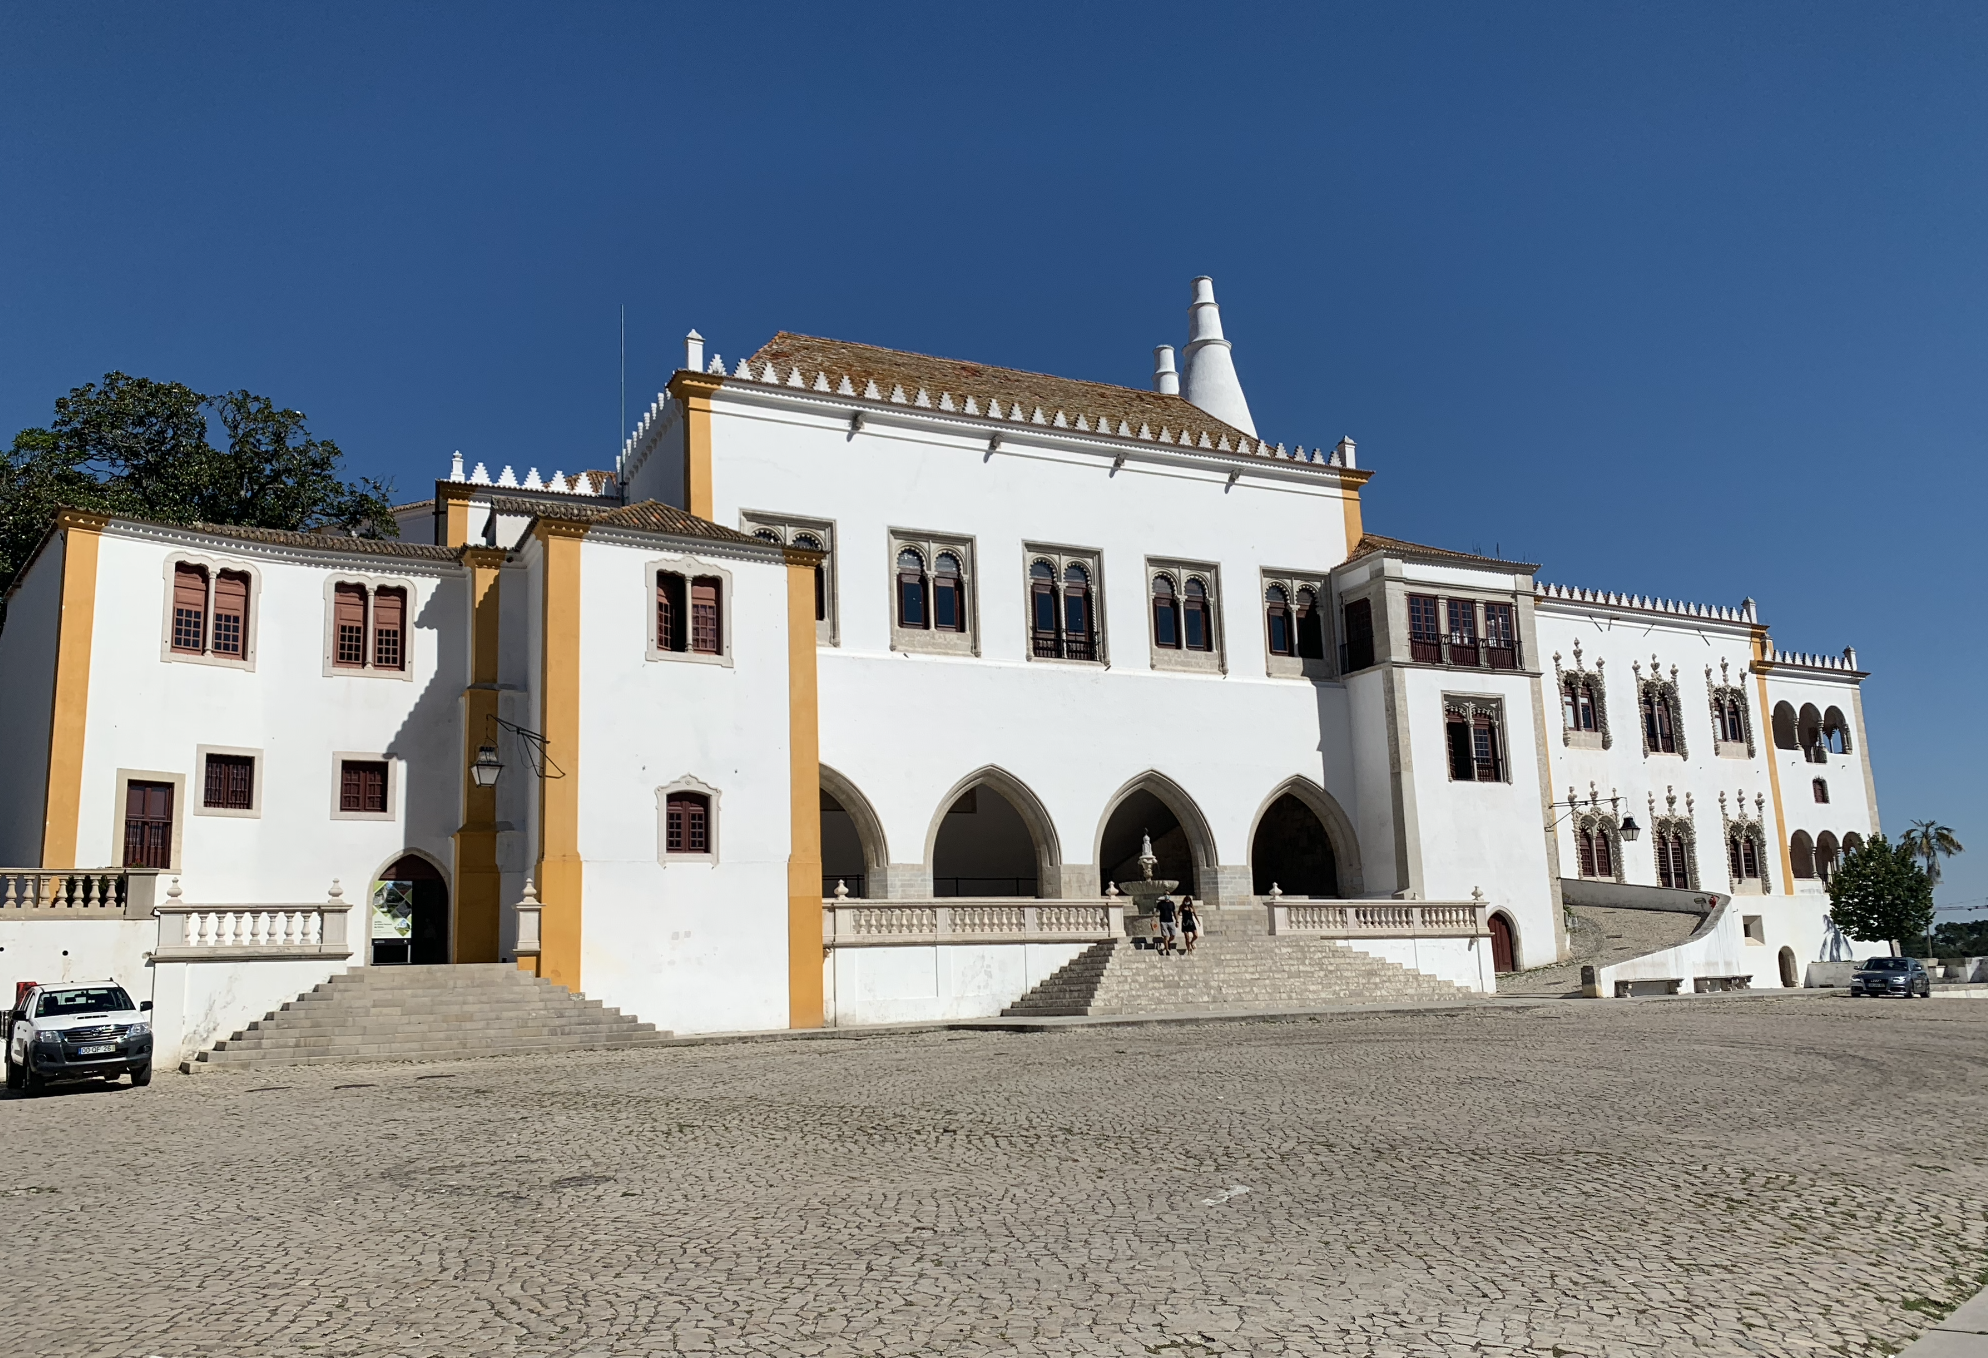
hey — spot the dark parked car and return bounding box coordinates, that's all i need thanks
[1850,956,1931,999]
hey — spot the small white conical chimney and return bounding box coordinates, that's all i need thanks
[1179,276,1256,437]
[684,329,705,373]
[1152,345,1179,395]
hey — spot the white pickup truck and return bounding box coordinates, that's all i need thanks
[5,981,154,1094]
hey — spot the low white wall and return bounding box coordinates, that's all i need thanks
[1338,936,1496,994]
[0,920,157,1000]
[826,941,1091,1026]
[1596,903,1752,995]
[151,957,355,1065]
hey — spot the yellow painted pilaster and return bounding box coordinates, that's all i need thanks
[1335,468,1373,560]
[1752,628,1795,893]
[668,371,723,520]
[439,482,477,549]
[454,545,507,963]
[535,520,588,988]
[41,511,106,869]
[785,547,825,1029]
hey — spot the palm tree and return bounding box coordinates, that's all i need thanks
[1899,821,1964,955]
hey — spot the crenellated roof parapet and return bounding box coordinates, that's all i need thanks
[1535,581,1758,624]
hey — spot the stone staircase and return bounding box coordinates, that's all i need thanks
[183,964,672,1072]
[1002,935,1477,1017]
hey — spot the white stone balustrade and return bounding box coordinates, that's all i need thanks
[1267,899,1490,939]
[152,881,353,962]
[0,867,159,918]
[823,900,1122,948]
[513,878,542,966]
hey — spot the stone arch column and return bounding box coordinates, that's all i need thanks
[919,766,1063,900]
[1246,776,1366,899]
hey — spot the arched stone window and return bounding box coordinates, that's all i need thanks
[1844,831,1864,855]
[656,776,721,863]
[1812,777,1829,804]
[1647,787,1699,890]
[1722,790,1771,893]
[933,552,966,632]
[1798,704,1825,763]
[1706,661,1753,756]
[1816,831,1841,883]
[1790,830,1816,879]
[1062,563,1097,660]
[1822,706,1852,755]
[1445,697,1507,783]
[1152,573,1180,648]
[741,512,838,644]
[1294,588,1324,660]
[897,548,927,628]
[1772,701,1799,750]
[1634,657,1686,757]
[1264,585,1292,656]
[1552,643,1610,749]
[1027,545,1103,663]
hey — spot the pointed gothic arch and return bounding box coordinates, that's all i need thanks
[921,766,1062,899]
[1246,776,1363,898]
[1092,770,1218,900]
[819,764,889,898]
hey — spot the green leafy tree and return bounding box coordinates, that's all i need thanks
[3,372,394,590]
[1930,918,1988,956]
[1828,835,1935,957]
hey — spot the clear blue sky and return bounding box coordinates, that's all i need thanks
[5,3,1983,915]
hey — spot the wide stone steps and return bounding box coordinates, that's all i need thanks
[186,963,672,1071]
[1004,936,1474,1017]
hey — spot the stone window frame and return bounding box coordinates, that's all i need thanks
[646,554,736,668]
[889,528,978,658]
[655,774,722,865]
[1442,693,1511,784]
[1260,568,1330,680]
[1720,790,1771,895]
[160,553,262,672]
[1145,558,1224,675]
[329,752,399,823]
[1565,787,1626,883]
[1631,656,1688,760]
[110,767,187,872]
[1551,642,1611,750]
[1022,542,1107,666]
[740,510,837,646]
[320,574,418,682]
[191,744,263,820]
[1705,659,1755,758]
[1647,787,1701,890]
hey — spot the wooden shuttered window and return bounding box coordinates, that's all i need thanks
[372,587,406,670]
[665,792,709,853]
[1445,599,1479,668]
[340,760,388,814]
[1030,561,1057,657]
[333,584,368,667]
[1061,564,1095,661]
[897,550,927,629]
[1484,602,1516,669]
[1182,578,1210,651]
[209,571,248,657]
[172,564,208,653]
[932,554,964,632]
[1447,711,1504,782]
[657,572,686,652]
[1152,575,1179,648]
[690,577,721,655]
[1577,828,1613,879]
[203,754,254,810]
[1407,593,1441,664]
[1641,688,1677,754]
[1657,831,1691,889]
[122,781,174,868]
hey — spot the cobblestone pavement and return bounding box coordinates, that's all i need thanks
[5,996,1987,1358]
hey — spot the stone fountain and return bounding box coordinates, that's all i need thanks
[1110,832,1180,944]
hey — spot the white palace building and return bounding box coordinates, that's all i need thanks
[0,279,1883,1065]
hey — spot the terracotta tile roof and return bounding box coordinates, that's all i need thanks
[523,498,761,547]
[1345,533,1539,572]
[742,332,1266,454]
[191,522,460,561]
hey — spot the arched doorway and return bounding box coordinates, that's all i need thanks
[1098,789,1200,897]
[1488,912,1517,973]
[819,766,888,900]
[932,784,1042,897]
[374,854,449,965]
[1778,946,1799,989]
[1251,794,1338,897]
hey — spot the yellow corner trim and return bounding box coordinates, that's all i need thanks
[786,557,824,1029]
[41,515,102,869]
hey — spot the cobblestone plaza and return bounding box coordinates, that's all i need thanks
[5,997,1985,1357]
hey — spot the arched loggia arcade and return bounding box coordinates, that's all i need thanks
[1093,772,1217,901]
[1248,778,1363,899]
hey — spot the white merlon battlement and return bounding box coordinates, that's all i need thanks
[664,354,1351,469]
[1535,581,1758,624]
[1763,643,1861,673]
[446,455,604,496]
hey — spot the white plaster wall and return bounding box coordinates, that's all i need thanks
[1398,666,1556,967]
[695,391,1369,906]
[1344,667,1403,898]
[151,957,354,1065]
[825,941,1091,1025]
[1338,935,1495,994]
[0,535,65,865]
[71,530,467,918]
[0,919,155,999]
[569,535,796,1036]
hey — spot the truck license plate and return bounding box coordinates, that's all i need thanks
[76,1044,115,1055]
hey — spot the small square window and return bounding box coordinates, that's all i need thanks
[203,754,255,811]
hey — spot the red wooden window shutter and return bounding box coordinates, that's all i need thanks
[690,578,721,654]
[665,792,710,853]
[172,564,208,653]
[1471,714,1501,781]
[206,570,249,656]
[657,573,686,651]
[203,754,254,810]
[1407,594,1441,664]
[372,587,406,670]
[1445,715,1474,780]
[1484,602,1516,669]
[340,760,388,813]
[334,584,368,667]
[122,781,174,868]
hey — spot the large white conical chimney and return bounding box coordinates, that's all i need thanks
[1179,276,1256,437]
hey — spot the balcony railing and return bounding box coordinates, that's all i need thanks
[823,899,1121,948]
[1266,898,1490,939]
[152,885,354,962]
[0,868,159,919]
[1032,633,1097,662]
[823,874,867,899]
[933,876,1037,898]
[1410,636,1443,664]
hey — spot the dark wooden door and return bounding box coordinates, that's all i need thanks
[123,781,174,868]
[1489,912,1516,973]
